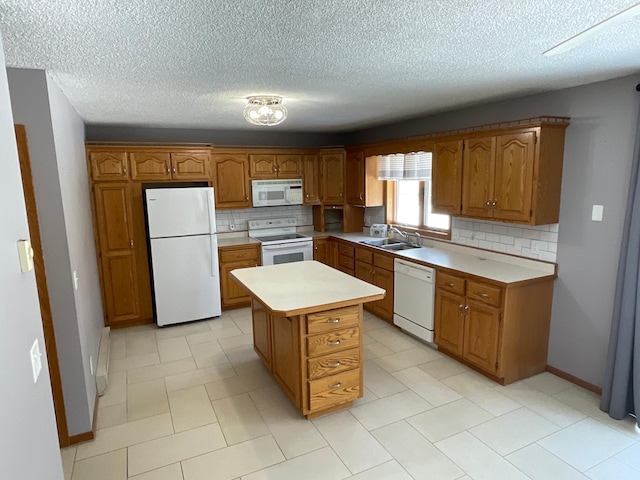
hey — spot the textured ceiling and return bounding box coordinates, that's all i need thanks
[1,0,639,132]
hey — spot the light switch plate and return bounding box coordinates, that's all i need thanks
[30,339,42,383]
[592,205,604,221]
[17,239,34,272]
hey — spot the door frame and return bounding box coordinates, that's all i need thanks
[15,124,70,447]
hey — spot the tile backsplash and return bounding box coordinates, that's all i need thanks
[451,218,558,262]
[215,205,313,233]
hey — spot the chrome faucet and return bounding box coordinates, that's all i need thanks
[388,226,409,242]
[412,231,422,246]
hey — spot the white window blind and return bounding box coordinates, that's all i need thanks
[377,151,432,180]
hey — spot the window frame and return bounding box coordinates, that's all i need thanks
[385,181,451,240]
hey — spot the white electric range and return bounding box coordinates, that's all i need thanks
[248,217,313,265]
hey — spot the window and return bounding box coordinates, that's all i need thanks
[388,180,450,238]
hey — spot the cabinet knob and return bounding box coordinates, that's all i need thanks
[130,240,134,248]
[492,199,497,207]
[328,382,342,389]
[446,282,455,287]
[485,200,492,207]
[306,194,309,198]
[167,167,171,174]
[245,195,249,201]
[359,192,364,200]
[477,292,490,298]
[123,166,127,174]
[172,167,176,174]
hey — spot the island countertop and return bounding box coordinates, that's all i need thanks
[231,260,386,316]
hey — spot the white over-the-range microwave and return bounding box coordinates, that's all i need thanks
[251,179,303,207]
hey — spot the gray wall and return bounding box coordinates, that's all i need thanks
[0,33,64,479]
[349,75,640,388]
[48,77,105,423]
[86,124,344,147]
[8,68,103,436]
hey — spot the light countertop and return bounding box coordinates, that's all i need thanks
[231,260,385,316]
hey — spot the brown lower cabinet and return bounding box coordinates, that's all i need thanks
[251,299,362,418]
[434,269,554,384]
[219,243,261,309]
[354,246,394,322]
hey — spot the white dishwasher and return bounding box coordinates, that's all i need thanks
[393,259,436,344]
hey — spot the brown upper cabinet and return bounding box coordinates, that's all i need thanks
[303,154,321,204]
[211,152,251,209]
[320,149,345,204]
[89,151,129,181]
[130,150,210,181]
[431,121,567,225]
[432,140,463,215]
[345,149,383,207]
[249,153,302,178]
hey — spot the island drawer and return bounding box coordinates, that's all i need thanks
[467,280,502,307]
[307,348,360,380]
[308,368,360,411]
[436,271,465,294]
[306,327,359,357]
[306,305,359,334]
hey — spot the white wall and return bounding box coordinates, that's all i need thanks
[0,32,64,479]
[8,67,102,436]
[351,74,640,387]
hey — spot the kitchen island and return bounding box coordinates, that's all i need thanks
[231,260,385,418]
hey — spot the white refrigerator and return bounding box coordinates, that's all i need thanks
[145,187,221,326]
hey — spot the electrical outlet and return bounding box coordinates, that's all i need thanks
[229,224,236,230]
[531,241,540,254]
[90,355,94,376]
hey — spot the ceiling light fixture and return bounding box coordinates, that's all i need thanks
[243,95,287,126]
[543,3,640,56]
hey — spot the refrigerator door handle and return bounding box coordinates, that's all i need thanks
[206,189,215,234]
[214,235,218,277]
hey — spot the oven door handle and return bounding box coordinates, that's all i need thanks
[262,242,312,251]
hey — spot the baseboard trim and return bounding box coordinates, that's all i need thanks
[546,365,602,395]
[68,392,99,445]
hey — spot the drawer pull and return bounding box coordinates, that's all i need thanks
[476,292,490,297]
[327,361,341,368]
[446,282,455,287]
[327,339,342,346]
[326,318,340,324]
[328,382,342,389]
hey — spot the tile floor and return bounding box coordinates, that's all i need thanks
[60,308,640,480]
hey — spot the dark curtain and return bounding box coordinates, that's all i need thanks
[600,97,640,423]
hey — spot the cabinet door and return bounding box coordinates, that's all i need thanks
[346,149,365,206]
[434,288,465,355]
[249,154,277,178]
[252,299,272,370]
[313,238,329,264]
[93,183,140,325]
[433,140,463,214]
[272,314,301,406]
[130,152,172,180]
[89,151,129,181]
[171,151,210,180]
[372,267,394,322]
[493,132,535,222]
[463,299,500,373]
[220,259,256,307]
[276,154,302,178]
[303,154,321,204]
[462,137,495,218]
[212,154,251,208]
[321,151,345,204]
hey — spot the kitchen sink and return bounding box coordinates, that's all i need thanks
[361,238,403,247]
[361,239,421,251]
[379,242,421,251]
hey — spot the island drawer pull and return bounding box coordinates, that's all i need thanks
[476,292,490,297]
[327,339,342,346]
[446,282,455,287]
[326,318,340,324]
[328,382,342,389]
[327,361,341,368]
